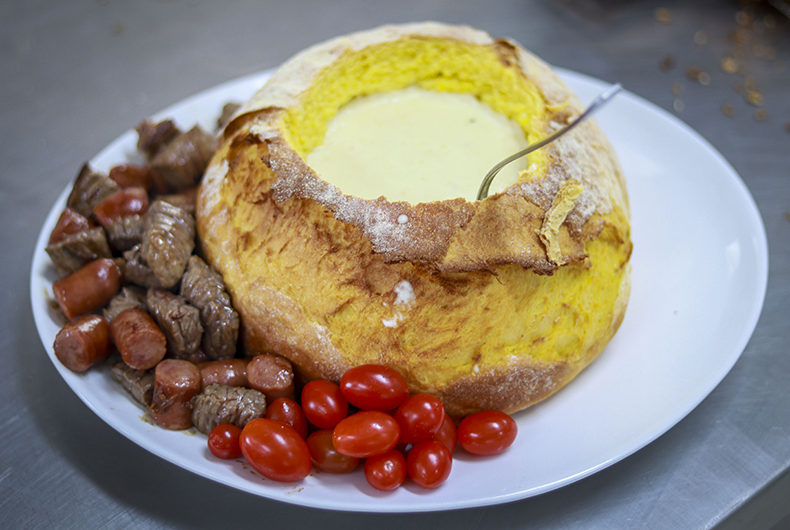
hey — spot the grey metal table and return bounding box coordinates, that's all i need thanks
[2,1,789,528]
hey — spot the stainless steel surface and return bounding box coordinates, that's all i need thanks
[2,1,788,528]
[477,83,622,200]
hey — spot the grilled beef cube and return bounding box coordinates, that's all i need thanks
[135,119,181,160]
[67,164,121,219]
[147,288,203,358]
[141,200,195,289]
[46,227,112,278]
[110,361,155,406]
[150,126,216,192]
[103,286,148,322]
[157,187,198,216]
[181,256,239,359]
[191,383,267,435]
[105,215,144,252]
[122,245,163,289]
[217,102,241,131]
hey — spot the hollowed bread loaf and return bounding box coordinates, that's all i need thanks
[197,22,632,419]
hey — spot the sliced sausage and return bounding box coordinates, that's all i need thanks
[53,258,122,320]
[199,358,250,390]
[110,308,167,370]
[53,314,113,372]
[93,187,149,228]
[46,227,112,278]
[150,359,201,430]
[246,354,295,403]
[191,383,267,435]
[49,208,95,245]
[109,164,153,190]
[67,163,121,219]
[141,200,195,289]
[110,361,155,406]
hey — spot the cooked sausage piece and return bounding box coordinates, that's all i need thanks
[67,164,121,219]
[93,187,149,228]
[181,256,239,359]
[199,358,250,390]
[53,314,113,372]
[122,245,163,289]
[246,354,295,402]
[135,119,181,160]
[150,359,201,430]
[110,361,155,406]
[141,200,195,289]
[53,258,122,320]
[103,286,148,322]
[110,308,167,370]
[46,226,112,278]
[49,208,95,245]
[191,383,267,435]
[109,164,153,190]
[146,288,203,357]
[150,125,216,192]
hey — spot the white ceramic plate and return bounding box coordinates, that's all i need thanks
[31,69,768,513]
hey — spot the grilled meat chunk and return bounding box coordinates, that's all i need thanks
[105,215,144,252]
[67,164,121,219]
[150,125,216,192]
[122,245,163,289]
[110,361,155,407]
[141,200,195,289]
[103,286,148,322]
[147,288,203,358]
[135,119,181,160]
[46,227,112,278]
[191,383,267,435]
[181,256,239,360]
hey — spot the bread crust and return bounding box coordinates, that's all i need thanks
[198,22,631,418]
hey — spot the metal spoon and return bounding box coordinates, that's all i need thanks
[476,83,623,201]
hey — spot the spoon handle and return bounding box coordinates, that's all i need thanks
[476,83,623,201]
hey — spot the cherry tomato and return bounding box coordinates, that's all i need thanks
[432,414,458,453]
[457,410,518,456]
[394,394,445,444]
[306,429,360,473]
[364,449,407,491]
[239,418,311,482]
[265,397,309,439]
[332,410,401,458]
[301,380,348,429]
[340,364,409,411]
[407,440,452,489]
[208,424,242,459]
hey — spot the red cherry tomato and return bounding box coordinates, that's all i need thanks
[265,397,309,439]
[306,429,360,473]
[407,440,452,489]
[332,410,401,458]
[301,380,348,429]
[394,394,445,444]
[432,414,458,453]
[340,364,409,411]
[457,410,518,456]
[208,424,242,459]
[364,449,407,491]
[239,418,311,482]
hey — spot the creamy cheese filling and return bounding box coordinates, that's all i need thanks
[306,86,529,204]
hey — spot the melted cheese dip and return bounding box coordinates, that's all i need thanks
[306,86,529,204]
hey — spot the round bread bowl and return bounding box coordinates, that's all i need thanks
[197,22,631,419]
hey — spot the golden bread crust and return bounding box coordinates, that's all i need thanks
[198,22,631,418]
